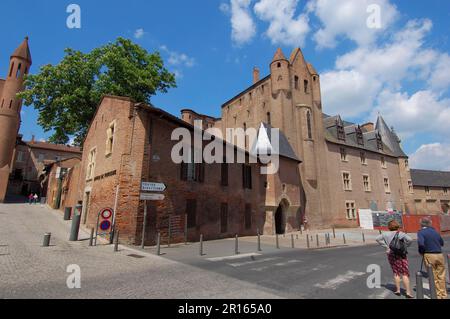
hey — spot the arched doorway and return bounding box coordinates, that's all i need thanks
[275,199,290,234]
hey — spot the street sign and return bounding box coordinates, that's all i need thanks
[140,193,165,201]
[141,182,167,192]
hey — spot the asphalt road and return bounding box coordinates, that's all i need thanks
[1,200,449,299]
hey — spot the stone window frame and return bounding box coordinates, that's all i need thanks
[408,180,414,194]
[340,147,348,162]
[105,120,116,157]
[363,174,371,192]
[342,171,352,191]
[383,177,391,194]
[86,147,97,181]
[345,201,357,220]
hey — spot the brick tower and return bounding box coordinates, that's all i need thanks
[0,37,32,202]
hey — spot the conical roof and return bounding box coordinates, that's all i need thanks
[272,48,287,62]
[11,37,32,64]
[375,115,407,157]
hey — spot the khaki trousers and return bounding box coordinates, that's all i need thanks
[424,253,448,299]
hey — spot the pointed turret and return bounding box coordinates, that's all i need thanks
[272,48,287,62]
[270,48,290,95]
[11,37,32,64]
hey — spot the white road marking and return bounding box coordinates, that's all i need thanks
[206,253,262,262]
[228,257,282,267]
[314,271,366,290]
[369,290,391,299]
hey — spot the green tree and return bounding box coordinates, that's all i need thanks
[19,37,176,145]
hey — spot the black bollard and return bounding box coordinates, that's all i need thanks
[89,228,94,247]
[332,227,336,239]
[316,234,319,247]
[343,233,347,244]
[362,232,366,243]
[64,207,72,221]
[276,234,280,249]
[199,234,204,256]
[416,272,424,299]
[156,231,161,256]
[114,231,119,252]
[43,233,51,247]
[235,234,239,255]
[291,234,295,248]
[257,229,262,252]
[306,235,310,249]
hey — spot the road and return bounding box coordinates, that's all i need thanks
[1,200,449,299]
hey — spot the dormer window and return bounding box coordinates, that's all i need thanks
[356,126,364,146]
[376,133,383,150]
[336,120,345,141]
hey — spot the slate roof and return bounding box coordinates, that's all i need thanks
[26,141,82,154]
[410,169,450,188]
[250,123,301,163]
[323,114,407,158]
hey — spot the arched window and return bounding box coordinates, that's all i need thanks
[16,63,22,78]
[243,123,247,148]
[9,62,15,77]
[9,100,13,109]
[307,111,312,139]
[277,62,281,68]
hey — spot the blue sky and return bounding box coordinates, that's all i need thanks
[1,0,450,170]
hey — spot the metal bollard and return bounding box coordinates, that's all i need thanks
[427,265,438,299]
[114,231,119,252]
[235,234,239,255]
[89,228,94,247]
[184,214,188,245]
[316,234,319,247]
[296,234,299,240]
[416,272,424,299]
[300,228,303,235]
[64,207,72,221]
[69,213,81,242]
[343,233,347,244]
[168,225,171,248]
[257,229,262,252]
[43,233,51,247]
[291,234,295,248]
[276,234,280,249]
[199,234,204,256]
[332,227,336,239]
[156,231,161,256]
[362,232,366,243]
[306,234,310,249]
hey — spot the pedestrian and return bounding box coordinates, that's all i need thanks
[418,218,447,299]
[33,193,38,205]
[28,193,33,205]
[376,220,414,298]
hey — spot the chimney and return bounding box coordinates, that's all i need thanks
[361,122,374,132]
[253,67,260,84]
[31,135,35,143]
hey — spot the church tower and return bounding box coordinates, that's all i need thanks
[0,37,32,202]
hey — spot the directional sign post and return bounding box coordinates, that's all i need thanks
[141,182,167,192]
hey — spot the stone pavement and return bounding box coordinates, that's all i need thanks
[0,201,282,299]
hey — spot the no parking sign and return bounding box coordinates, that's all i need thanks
[95,208,114,244]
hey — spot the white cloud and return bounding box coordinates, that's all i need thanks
[160,45,195,68]
[310,0,398,49]
[229,0,257,45]
[254,0,310,46]
[220,2,230,13]
[134,28,145,39]
[409,143,450,171]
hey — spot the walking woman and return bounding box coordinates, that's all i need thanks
[376,220,414,298]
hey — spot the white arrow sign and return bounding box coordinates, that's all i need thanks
[141,182,167,192]
[140,193,165,201]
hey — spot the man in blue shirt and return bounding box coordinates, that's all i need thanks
[418,218,447,299]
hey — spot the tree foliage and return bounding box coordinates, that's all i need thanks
[19,37,176,145]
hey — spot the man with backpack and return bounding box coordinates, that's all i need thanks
[418,218,447,299]
[376,220,414,298]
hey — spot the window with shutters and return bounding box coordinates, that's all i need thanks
[242,164,252,189]
[180,148,205,183]
[220,203,228,233]
[245,204,252,230]
[186,199,197,228]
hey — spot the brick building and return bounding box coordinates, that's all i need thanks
[76,96,302,245]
